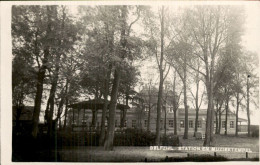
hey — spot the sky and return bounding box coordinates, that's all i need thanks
[48,3,260,125]
[241,4,260,125]
[136,4,260,124]
[6,2,260,124]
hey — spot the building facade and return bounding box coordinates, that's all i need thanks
[67,99,248,135]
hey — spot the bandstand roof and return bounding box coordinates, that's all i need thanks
[68,99,130,110]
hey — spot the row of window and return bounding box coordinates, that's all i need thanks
[214,121,234,128]
[144,107,175,113]
[80,119,235,129]
[132,120,234,129]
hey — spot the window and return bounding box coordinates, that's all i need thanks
[169,120,174,128]
[82,119,87,125]
[144,106,149,112]
[189,120,193,128]
[132,120,136,128]
[222,121,226,128]
[169,107,174,113]
[197,121,202,128]
[160,119,163,129]
[144,120,147,127]
[230,121,234,128]
[124,120,127,127]
[115,120,118,127]
[180,120,184,128]
[214,121,216,128]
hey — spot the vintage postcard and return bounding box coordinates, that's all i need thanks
[1,0,259,164]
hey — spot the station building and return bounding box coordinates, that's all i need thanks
[66,98,248,135]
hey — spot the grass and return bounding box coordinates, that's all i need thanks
[13,134,259,162]
[179,134,259,152]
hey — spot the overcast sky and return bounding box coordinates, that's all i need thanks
[57,3,260,125]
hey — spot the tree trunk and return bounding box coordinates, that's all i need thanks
[31,48,49,138]
[183,81,188,139]
[164,105,167,138]
[235,93,239,136]
[120,93,128,128]
[44,98,50,124]
[194,108,199,136]
[91,109,98,128]
[183,52,188,139]
[120,109,126,128]
[225,97,229,136]
[194,63,200,137]
[47,6,64,138]
[47,66,59,138]
[147,102,151,132]
[55,91,65,125]
[174,109,177,135]
[218,111,222,134]
[203,80,212,146]
[155,6,165,146]
[204,52,215,146]
[215,111,218,134]
[100,16,114,145]
[99,64,112,145]
[104,68,121,150]
[63,99,68,130]
[63,79,69,130]
[14,105,23,134]
[31,6,56,138]
[247,76,250,137]
[104,5,127,150]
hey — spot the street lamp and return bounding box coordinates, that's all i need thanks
[247,74,251,137]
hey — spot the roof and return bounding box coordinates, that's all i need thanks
[178,108,247,122]
[68,99,130,110]
[238,117,248,122]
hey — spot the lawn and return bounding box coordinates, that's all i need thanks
[13,134,259,162]
[180,134,259,152]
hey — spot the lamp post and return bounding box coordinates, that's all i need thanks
[247,74,251,137]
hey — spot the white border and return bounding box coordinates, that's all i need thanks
[1,1,260,165]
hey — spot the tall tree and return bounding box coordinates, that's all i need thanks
[154,6,171,145]
[104,6,144,150]
[182,6,245,146]
[12,6,59,138]
[171,70,182,135]
[189,58,205,136]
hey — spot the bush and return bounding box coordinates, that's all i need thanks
[57,132,100,147]
[251,128,259,138]
[114,128,156,146]
[162,134,180,146]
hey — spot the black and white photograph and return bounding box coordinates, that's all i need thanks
[1,1,260,164]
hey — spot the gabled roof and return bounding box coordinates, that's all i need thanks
[68,99,130,110]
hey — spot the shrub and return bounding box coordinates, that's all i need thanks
[57,131,100,147]
[162,134,180,146]
[251,128,259,138]
[114,128,156,146]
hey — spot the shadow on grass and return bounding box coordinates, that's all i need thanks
[159,155,259,162]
